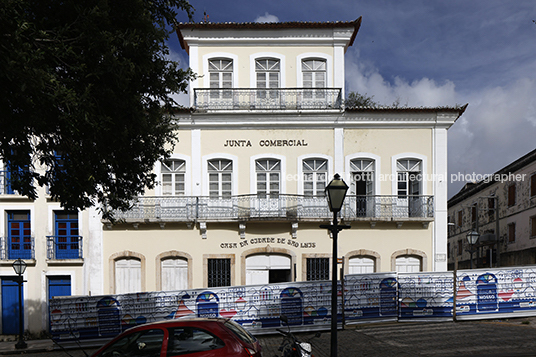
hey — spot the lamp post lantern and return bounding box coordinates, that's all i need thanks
[320,174,350,357]
[12,258,27,349]
[466,231,480,269]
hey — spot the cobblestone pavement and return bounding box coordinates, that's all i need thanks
[4,318,536,356]
[260,318,536,357]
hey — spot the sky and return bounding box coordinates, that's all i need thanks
[168,0,536,198]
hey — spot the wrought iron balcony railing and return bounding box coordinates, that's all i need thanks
[0,236,35,260]
[107,195,434,223]
[194,88,342,111]
[46,235,83,260]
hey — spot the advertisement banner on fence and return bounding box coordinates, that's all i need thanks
[344,272,398,323]
[397,267,536,321]
[49,266,536,343]
[454,267,536,320]
[49,280,338,342]
[398,271,454,321]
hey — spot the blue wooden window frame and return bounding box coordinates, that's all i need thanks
[55,212,79,259]
[4,161,24,195]
[7,211,32,259]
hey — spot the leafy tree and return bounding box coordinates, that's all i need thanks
[0,0,194,215]
[344,92,380,108]
[345,91,404,108]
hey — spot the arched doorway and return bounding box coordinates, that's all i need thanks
[395,255,421,273]
[349,256,375,274]
[245,254,291,285]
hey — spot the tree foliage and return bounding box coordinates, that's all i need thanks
[345,91,403,108]
[344,92,380,108]
[0,0,194,214]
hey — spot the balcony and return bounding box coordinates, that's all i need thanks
[106,195,434,224]
[193,88,342,111]
[46,236,83,260]
[0,236,35,260]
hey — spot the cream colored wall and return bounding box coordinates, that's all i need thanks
[103,219,434,292]
[196,46,334,88]
[339,222,433,271]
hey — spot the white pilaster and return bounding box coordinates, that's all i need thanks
[191,129,202,196]
[433,127,449,271]
[189,46,199,106]
[333,45,345,96]
[334,128,344,176]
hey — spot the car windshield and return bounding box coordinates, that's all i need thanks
[224,320,257,345]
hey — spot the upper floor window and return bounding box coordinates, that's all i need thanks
[208,159,233,198]
[531,174,536,197]
[1,156,27,195]
[256,59,280,90]
[256,159,281,198]
[7,211,32,259]
[161,159,185,196]
[1,163,17,195]
[487,197,496,220]
[51,211,80,259]
[209,59,233,100]
[256,59,280,102]
[397,159,422,197]
[508,222,516,243]
[471,204,477,223]
[350,159,375,196]
[508,184,516,207]
[209,59,233,88]
[303,159,327,196]
[302,59,326,88]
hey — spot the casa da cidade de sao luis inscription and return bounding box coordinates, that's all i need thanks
[220,237,316,249]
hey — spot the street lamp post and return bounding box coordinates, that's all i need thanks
[12,258,27,350]
[466,231,480,269]
[320,174,350,357]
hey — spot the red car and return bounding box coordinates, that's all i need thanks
[90,317,262,357]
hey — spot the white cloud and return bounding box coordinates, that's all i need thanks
[447,77,536,195]
[345,55,458,107]
[345,53,536,198]
[255,12,279,23]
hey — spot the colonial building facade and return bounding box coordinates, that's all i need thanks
[1,18,466,335]
[448,148,536,270]
[102,19,465,293]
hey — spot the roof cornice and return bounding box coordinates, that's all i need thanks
[175,17,362,52]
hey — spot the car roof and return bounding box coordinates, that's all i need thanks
[126,317,231,330]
